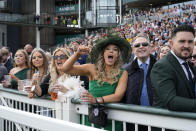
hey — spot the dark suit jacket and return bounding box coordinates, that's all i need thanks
[123,55,156,105]
[151,52,196,112]
[4,57,14,73]
[0,64,8,81]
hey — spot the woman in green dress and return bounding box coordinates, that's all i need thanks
[62,35,132,130]
[2,49,30,89]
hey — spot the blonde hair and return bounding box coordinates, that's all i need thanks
[95,48,123,86]
[14,49,30,68]
[48,48,70,92]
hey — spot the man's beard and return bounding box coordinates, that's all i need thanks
[173,49,192,60]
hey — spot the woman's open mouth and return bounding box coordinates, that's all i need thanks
[108,55,114,62]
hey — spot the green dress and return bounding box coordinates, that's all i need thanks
[11,68,29,90]
[84,70,124,131]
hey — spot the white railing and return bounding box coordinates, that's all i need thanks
[0,105,103,131]
[72,100,196,131]
[0,86,58,131]
[0,87,56,117]
[1,86,196,131]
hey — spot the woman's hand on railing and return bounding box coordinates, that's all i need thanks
[24,86,32,93]
[28,92,35,99]
[80,92,97,104]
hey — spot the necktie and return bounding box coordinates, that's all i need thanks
[183,62,195,96]
[140,63,149,106]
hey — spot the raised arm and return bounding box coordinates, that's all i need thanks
[62,45,93,77]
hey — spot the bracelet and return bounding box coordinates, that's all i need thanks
[95,98,99,104]
[101,97,104,104]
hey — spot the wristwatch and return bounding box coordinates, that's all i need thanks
[96,97,101,103]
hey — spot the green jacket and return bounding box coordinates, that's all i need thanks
[151,52,196,112]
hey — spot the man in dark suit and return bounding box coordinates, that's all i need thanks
[123,33,156,131]
[1,47,14,73]
[151,25,196,112]
[0,51,8,81]
[124,33,156,106]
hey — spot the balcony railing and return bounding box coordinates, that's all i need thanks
[0,12,121,29]
[0,85,196,131]
[0,12,82,29]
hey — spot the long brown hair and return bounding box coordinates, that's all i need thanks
[30,48,48,78]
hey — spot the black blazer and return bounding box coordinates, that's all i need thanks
[151,52,196,112]
[4,58,14,73]
[123,55,156,105]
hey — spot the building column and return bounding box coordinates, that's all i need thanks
[93,0,96,26]
[78,0,81,28]
[119,0,122,24]
[36,0,40,48]
[85,29,88,37]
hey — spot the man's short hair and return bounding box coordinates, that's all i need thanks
[24,44,33,50]
[171,25,195,39]
[2,47,10,52]
[133,33,150,44]
[0,48,9,56]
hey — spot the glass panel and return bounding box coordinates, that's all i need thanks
[97,10,116,23]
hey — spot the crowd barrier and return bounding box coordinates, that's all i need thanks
[0,105,103,131]
[0,85,196,131]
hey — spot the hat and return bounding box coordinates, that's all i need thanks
[89,35,132,64]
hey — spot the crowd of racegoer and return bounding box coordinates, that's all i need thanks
[1,2,196,131]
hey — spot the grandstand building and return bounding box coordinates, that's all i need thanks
[0,0,121,53]
[0,0,196,131]
[0,0,194,53]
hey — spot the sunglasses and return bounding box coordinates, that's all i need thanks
[53,55,67,60]
[190,55,196,59]
[133,42,149,48]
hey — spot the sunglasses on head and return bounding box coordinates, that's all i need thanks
[133,42,149,48]
[53,55,67,60]
[190,55,196,59]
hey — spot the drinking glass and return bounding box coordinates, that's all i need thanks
[51,87,58,101]
[23,79,32,92]
[18,80,24,91]
[4,75,10,85]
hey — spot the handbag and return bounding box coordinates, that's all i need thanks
[88,98,108,127]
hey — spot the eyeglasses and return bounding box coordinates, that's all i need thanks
[133,42,149,48]
[190,55,196,59]
[53,55,67,60]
